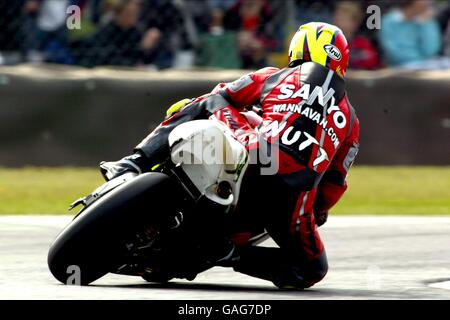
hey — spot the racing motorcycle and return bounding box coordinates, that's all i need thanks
[48,113,269,285]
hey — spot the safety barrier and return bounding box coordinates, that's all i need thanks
[0,65,448,166]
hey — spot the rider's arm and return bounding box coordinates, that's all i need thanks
[164,67,279,117]
[313,116,360,219]
[214,67,280,110]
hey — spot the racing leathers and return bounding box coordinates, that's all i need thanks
[101,61,360,289]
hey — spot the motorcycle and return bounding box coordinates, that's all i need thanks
[48,113,269,285]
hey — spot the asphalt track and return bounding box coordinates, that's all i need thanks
[0,216,449,300]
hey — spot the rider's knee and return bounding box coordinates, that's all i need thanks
[302,251,329,288]
[273,252,328,289]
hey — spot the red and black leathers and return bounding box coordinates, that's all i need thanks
[131,61,360,288]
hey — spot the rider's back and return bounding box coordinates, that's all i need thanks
[220,62,359,189]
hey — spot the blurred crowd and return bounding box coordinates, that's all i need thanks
[1,0,450,71]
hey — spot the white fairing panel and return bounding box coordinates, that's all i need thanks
[168,119,248,206]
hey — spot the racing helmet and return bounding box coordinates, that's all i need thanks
[288,22,350,77]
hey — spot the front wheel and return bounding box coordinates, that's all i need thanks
[47,172,180,285]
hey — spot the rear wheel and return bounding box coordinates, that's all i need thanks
[47,173,180,285]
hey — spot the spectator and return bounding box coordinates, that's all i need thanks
[98,0,121,26]
[183,0,211,34]
[437,1,450,56]
[436,0,450,31]
[208,0,236,11]
[33,0,72,64]
[1,0,447,70]
[140,0,189,69]
[294,0,333,26]
[444,17,450,57]
[196,0,241,69]
[333,1,380,70]
[207,0,238,34]
[0,0,30,64]
[79,0,161,67]
[380,0,442,67]
[4,0,74,65]
[170,0,207,69]
[223,0,277,69]
[87,0,103,24]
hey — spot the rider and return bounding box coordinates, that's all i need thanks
[100,22,360,289]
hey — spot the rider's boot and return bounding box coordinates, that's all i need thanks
[217,246,328,290]
[99,152,150,181]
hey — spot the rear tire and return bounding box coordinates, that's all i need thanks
[48,173,179,285]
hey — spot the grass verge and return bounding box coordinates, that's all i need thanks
[0,166,448,215]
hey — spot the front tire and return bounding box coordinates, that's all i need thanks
[48,172,179,285]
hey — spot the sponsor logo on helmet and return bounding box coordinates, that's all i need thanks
[324,44,342,61]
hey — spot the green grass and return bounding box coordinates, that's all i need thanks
[0,166,449,215]
[333,166,450,215]
[0,167,103,215]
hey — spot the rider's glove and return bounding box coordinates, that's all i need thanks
[165,98,192,119]
[314,211,328,227]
